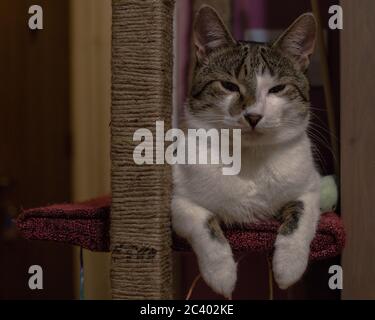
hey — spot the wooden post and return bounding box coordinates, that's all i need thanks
[341,0,375,299]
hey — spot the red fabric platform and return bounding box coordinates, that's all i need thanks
[16,196,345,261]
[17,196,111,252]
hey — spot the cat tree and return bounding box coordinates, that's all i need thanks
[17,0,344,300]
[111,0,175,299]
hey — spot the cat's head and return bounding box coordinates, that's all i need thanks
[187,5,317,146]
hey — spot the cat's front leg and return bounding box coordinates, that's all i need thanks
[272,190,321,289]
[172,196,237,298]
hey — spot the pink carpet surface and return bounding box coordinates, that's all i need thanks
[17,196,111,252]
[16,196,345,260]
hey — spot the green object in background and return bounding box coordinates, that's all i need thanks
[320,175,339,212]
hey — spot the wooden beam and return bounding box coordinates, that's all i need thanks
[341,0,375,299]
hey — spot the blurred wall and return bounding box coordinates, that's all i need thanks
[0,0,73,299]
[70,0,111,300]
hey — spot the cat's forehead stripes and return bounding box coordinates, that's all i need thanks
[190,41,311,117]
[226,43,281,85]
[259,47,275,76]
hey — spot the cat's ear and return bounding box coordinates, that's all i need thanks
[273,13,317,71]
[193,5,235,64]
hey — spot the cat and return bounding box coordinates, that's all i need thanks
[172,5,321,298]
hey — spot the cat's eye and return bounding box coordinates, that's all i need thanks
[268,84,286,94]
[220,81,240,93]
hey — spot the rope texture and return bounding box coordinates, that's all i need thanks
[111,0,174,299]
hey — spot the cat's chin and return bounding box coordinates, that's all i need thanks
[241,130,304,147]
[241,129,276,145]
[241,136,273,147]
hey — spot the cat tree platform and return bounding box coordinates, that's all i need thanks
[16,196,345,261]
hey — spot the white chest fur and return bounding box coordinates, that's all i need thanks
[173,133,320,224]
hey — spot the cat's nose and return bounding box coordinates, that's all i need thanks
[244,113,263,128]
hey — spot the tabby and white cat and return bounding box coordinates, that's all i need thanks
[172,6,321,298]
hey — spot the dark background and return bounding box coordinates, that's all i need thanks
[0,0,73,299]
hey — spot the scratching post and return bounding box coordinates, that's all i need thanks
[111,0,174,299]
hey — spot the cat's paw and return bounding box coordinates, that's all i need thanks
[272,235,309,289]
[200,254,237,298]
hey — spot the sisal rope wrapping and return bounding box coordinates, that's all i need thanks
[111,0,174,299]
